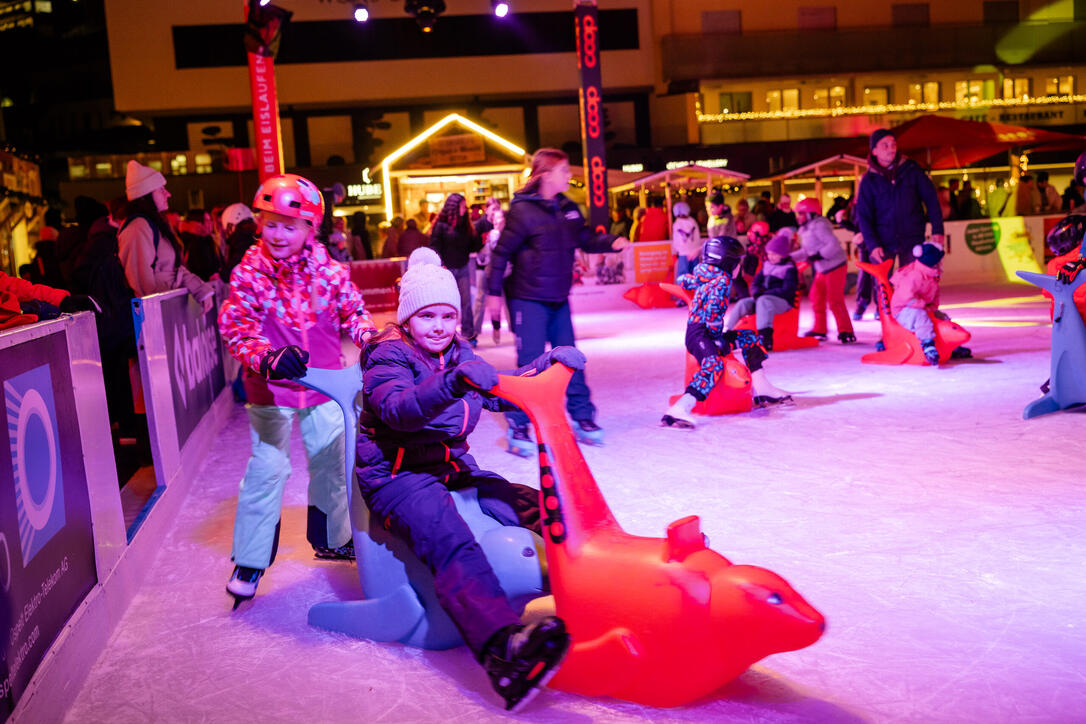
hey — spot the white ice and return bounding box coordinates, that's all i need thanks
[62,280,1086,723]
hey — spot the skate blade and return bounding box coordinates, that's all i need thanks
[574,433,605,446]
[660,415,695,429]
[505,444,534,458]
[229,593,254,611]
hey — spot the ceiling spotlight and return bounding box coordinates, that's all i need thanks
[259,0,271,6]
[353,2,369,22]
[492,1,510,18]
[404,0,445,32]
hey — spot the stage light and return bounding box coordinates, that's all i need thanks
[404,0,445,32]
[492,1,510,18]
[259,0,271,6]
[353,2,369,22]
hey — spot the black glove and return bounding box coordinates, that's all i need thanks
[807,251,823,262]
[1057,256,1086,284]
[541,346,586,372]
[449,359,499,395]
[60,294,102,314]
[260,345,309,380]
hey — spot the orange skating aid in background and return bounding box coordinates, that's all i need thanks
[855,259,970,365]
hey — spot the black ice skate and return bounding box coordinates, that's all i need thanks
[481,616,571,712]
[226,566,263,609]
[313,539,355,560]
[573,419,605,446]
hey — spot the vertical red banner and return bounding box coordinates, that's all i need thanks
[247,52,284,182]
[575,1,609,234]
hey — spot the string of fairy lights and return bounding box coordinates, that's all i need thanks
[695,93,1086,124]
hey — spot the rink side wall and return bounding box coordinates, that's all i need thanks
[6,294,233,724]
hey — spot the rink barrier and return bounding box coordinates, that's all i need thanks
[2,313,123,723]
[7,291,234,724]
[130,289,233,538]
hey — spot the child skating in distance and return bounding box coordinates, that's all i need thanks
[662,237,793,429]
[218,174,376,606]
[889,241,946,365]
[357,255,582,711]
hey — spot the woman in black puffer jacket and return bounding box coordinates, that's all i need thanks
[484,148,629,451]
[429,193,481,342]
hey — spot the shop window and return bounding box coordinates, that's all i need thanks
[93,161,112,177]
[863,86,890,106]
[195,153,213,174]
[813,86,847,109]
[766,89,800,112]
[955,79,994,103]
[718,91,752,114]
[147,160,164,173]
[170,154,188,175]
[892,3,929,27]
[908,81,940,105]
[983,1,1018,23]
[69,163,87,179]
[702,10,740,34]
[798,6,835,30]
[1002,78,1031,100]
[1046,75,1074,96]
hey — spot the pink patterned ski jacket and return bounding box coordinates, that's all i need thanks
[219,239,374,408]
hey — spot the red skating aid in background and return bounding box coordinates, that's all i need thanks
[855,259,970,365]
[659,282,753,415]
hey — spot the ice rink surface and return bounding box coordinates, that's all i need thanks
[63,280,1084,723]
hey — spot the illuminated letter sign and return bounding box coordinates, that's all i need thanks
[576,2,609,234]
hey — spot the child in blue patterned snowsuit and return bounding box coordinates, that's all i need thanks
[662,237,793,428]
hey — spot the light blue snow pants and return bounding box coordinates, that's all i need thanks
[231,400,349,569]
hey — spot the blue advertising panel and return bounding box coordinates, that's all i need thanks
[161,294,226,451]
[0,334,97,722]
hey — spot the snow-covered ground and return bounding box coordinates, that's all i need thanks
[62,281,1085,723]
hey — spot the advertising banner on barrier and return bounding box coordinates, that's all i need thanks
[349,259,404,313]
[162,294,226,452]
[0,333,97,722]
[633,241,674,283]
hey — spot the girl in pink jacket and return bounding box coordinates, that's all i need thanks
[889,242,944,365]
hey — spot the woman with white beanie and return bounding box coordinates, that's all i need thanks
[117,160,216,307]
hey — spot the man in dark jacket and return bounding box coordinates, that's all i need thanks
[856,129,945,269]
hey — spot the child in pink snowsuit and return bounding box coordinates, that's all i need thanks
[890,242,944,365]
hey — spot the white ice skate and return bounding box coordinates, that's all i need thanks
[661,393,697,429]
[750,369,794,408]
[226,565,263,610]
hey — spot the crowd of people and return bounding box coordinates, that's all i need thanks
[11,133,1086,714]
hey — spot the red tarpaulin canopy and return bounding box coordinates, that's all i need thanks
[890,115,1085,169]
